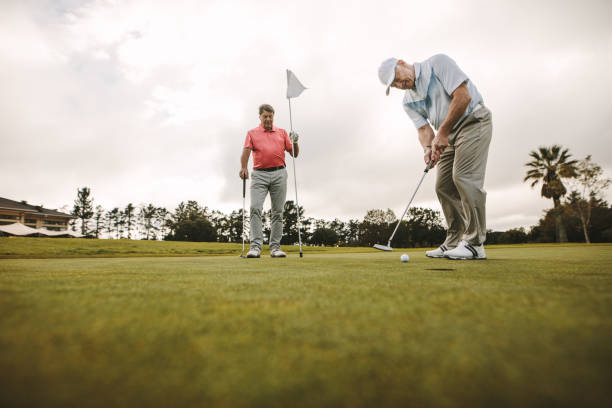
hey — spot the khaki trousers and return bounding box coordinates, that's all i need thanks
[249,168,287,250]
[436,105,492,247]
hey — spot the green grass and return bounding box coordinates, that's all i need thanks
[0,237,379,258]
[0,236,606,259]
[1,244,611,407]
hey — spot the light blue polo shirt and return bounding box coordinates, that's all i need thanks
[402,54,483,131]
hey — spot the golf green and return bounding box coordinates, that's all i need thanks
[1,244,611,407]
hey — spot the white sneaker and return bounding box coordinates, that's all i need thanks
[246,247,261,258]
[270,248,287,258]
[444,240,486,260]
[426,244,452,258]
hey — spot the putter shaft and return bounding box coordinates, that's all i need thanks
[375,162,433,251]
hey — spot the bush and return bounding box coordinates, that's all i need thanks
[166,218,217,242]
[310,228,339,246]
[498,227,529,244]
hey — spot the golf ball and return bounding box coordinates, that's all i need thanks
[401,254,409,262]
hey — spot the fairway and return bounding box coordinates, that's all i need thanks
[1,245,612,407]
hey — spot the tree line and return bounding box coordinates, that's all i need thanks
[68,145,611,245]
[70,188,447,247]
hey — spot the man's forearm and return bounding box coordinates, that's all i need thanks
[240,149,251,168]
[292,143,299,158]
[438,84,471,135]
[418,125,435,150]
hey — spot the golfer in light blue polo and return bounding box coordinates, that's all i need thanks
[378,54,493,260]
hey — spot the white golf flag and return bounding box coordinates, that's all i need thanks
[286,69,307,99]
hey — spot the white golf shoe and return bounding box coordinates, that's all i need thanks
[270,248,287,258]
[425,244,452,258]
[246,247,261,258]
[444,240,486,260]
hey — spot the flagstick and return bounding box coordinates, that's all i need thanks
[288,97,303,258]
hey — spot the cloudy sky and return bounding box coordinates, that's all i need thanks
[2,0,611,231]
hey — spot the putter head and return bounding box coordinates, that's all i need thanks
[373,244,393,252]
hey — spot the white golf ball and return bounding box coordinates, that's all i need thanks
[400,254,410,262]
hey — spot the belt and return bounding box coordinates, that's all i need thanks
[254,165,285,172]
[453,103,485,132]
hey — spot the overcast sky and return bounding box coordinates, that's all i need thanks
[2,0,611,231]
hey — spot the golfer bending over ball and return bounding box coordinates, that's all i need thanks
[239,104,299,258]
[378,54,492,260]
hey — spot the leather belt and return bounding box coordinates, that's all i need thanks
[254,165,285,172]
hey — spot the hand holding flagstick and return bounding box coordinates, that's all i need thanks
[286,69,307,258]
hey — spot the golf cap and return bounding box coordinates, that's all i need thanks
[378,57,398,96]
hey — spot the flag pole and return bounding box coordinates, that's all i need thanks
[287,97,303,258]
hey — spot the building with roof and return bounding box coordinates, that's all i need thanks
[0,197,74,231]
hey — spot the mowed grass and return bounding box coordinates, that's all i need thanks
[0,237,378,258]
[0,244,611,407]
[0,236,602,259]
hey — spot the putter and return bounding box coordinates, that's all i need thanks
[374,161,434,251]
[240,178,247,258]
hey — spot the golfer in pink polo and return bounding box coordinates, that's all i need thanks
[239,104,299,258]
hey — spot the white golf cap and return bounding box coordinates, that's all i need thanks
[378,57,398,96]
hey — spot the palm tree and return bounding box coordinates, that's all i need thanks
[524,145,578,242]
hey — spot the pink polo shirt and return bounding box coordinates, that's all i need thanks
[244,125,293,169]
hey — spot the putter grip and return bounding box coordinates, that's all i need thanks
[425,161,434,172]
[242,178,246,197]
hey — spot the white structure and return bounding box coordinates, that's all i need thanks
[0,223,82,237]
[0,197,73,231]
